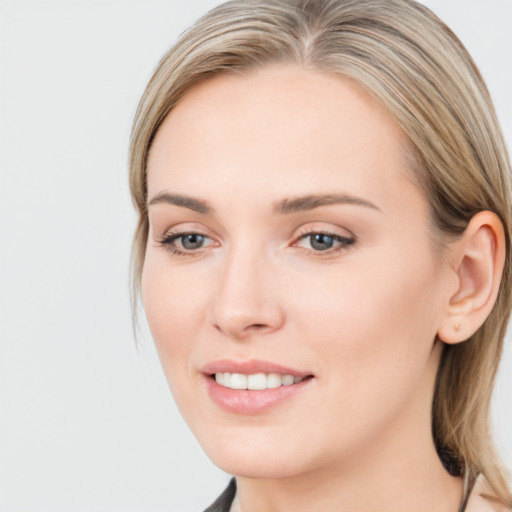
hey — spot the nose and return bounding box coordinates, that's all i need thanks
[209,243,285,340]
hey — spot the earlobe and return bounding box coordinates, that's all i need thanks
[437,211,505,345]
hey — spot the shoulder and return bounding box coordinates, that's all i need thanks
[466,476,512,512]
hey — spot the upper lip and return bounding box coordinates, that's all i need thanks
[202,359,313,378]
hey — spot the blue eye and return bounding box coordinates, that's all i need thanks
[158,232,213,255]
[157,230,354,256]
[296,232,355,253]
[309,233,335,251]
[180,234,205,250]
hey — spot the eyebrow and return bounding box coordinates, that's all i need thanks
[147,192,380,215]
[147,192,212,214]
[273,194,381,214]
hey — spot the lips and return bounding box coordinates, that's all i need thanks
[202,359,312,377]
[202,359,314,414]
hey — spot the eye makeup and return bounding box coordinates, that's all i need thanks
[156,227,356,258]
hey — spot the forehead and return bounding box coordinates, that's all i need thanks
[146,65,419,212]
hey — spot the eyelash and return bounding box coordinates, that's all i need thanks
[157,230,356,256]
[293,230,356,254]
[157,232,213,256]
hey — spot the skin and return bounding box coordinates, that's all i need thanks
[142,65,481,512]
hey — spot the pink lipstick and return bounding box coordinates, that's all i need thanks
[202,359,314,414]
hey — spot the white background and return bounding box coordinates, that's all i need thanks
[0,1,511,511]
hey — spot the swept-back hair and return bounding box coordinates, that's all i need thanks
[129,0,512,503]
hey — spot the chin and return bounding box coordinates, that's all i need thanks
[192,424,327,479]
[210,449,311,479]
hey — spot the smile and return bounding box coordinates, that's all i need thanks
[203,360,315,414]
[214,372,305,390]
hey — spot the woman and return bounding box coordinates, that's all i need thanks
[129,1,511,510]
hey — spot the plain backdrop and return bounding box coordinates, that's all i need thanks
[0,1,511,511]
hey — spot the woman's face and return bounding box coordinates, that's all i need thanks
[143,66,455,478]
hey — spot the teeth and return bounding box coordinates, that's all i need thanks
[247,373,267,390]
[281,375,295,386]
[267,373,282,389]
[230,373,247,390]
[214,372,304,390]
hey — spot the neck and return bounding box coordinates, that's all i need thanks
[236,439,462,512]
[235,343,464,512]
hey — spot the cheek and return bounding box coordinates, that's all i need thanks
[141,255,210,385]
[289,247,442,407]
[293,252,439,338]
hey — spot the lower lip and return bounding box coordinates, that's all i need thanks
[205,376,313,414]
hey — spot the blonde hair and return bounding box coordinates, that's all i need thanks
[129,0,512,503]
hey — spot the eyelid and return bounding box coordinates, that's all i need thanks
[155,221,218,242]
[292,223,355,241]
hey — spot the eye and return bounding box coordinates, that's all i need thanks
[180,233,206,250]
[294,231,356,253]
[157,231,215,255]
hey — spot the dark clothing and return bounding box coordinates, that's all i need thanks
[203,478,236,512]
[203,474,476,512]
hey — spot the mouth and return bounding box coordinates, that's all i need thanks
[211,372,312,390]
[202,360,315,414]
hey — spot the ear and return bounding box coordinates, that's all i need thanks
[437,211,506,344]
